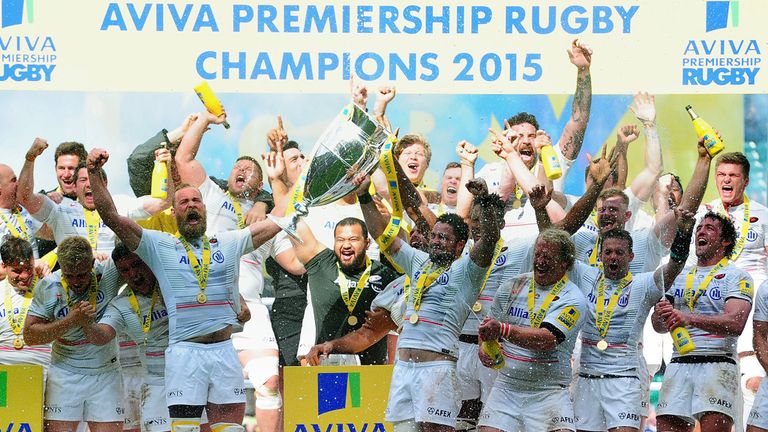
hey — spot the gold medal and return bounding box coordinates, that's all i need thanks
[596,339,608,351]
[13,337,23,350]
[196,292,207,304]
[409,313,419,324]
[472,302,482,313]
[511,199,521,209]
[347,316,358,326]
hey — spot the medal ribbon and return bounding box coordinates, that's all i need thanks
[127,286,159,344]
[83,209,101,251]
[0,208,30,240]
[479,240,504,291]
[527,275,568,328]
[177,234,211,295]
[595,272,633,338]
[4,278,36,336]
[716,195,750,261]
[684,257,729,312]
[589,235,602,267]
[409,262,446,311]
[375,138,404,252]
[225,192,246,229]
[61,273,99,309]
[337,257,372,314]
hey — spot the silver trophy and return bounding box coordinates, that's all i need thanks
[271,103,394,242]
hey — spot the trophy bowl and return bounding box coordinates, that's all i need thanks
[271,103,394,243]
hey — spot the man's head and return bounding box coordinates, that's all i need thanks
[227,156,263,199]
[394,134,431,185]
[596,188,631,235]
[281,141,305,187]
[333,217,370,273]
[505,112,540,170]
[0,164,18,208]
[54,142,87,198]
[75,164,107,211]
[58,236,95,294]
[440,162,462,207]
[533,229,575,286]
[694,211,736,263]
[428,213,469,267]
[173,184,207,240]
[0,236,35,290]
[112,242,156,296]
[653,173,684,211]
[715,152,750,206]
[600,229,634,281]
[469,193,505,242]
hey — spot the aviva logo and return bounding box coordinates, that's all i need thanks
[705,1,739,32]
[317,372,360,415]
[1,0,34,29]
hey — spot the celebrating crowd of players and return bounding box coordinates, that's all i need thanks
[1,40,767,432]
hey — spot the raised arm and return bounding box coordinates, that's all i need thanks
[357,175,403,255]
[629,93,663,202]
[455,140,478,221]
[174,111,227,188]
[557,39,593,161]
[18,138,50,215]
[677,139,713,213]
[654,209,696,290]
[286,220,325,265]
[466,179,502,267]
[88,149,144,251]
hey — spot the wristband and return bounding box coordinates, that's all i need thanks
[357,191,373,205]
[500,323,512,340]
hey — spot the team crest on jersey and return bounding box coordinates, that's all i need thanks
[212,250,225,264]
[739,280,753,297]
[556,306,579,331]
[747,229,758,242]
[438,273,449,285]
[495,254,507,266]
[500,246,508,253]
[750,217,759,223]
[618,293,630,307]
[210,238,218,244]
[714,273,726,280]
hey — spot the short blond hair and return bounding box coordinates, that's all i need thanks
[394,133,432,164]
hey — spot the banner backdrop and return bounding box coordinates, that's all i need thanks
[0,0,766,200]
[0,365,44,432]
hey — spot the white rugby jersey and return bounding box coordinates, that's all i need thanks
[491,272,587,388]
[370,274,408,328]
[0,279,51,366]
[239,232,292,302]
[100,289,170,381]
[33,195,150,255]
[569,262,663,376]
[391,242,488,357]
[460,237,536,336]
[135,228,253,343]
[0,206,42,259]
[199,177,254,235]
[27,260,121,374]
[572,225,665,274]
[754,280,768,323]
[668,261,753,359]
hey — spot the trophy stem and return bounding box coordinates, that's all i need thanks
[268,204,309,245]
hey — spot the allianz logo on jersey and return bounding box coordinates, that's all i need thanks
[71,218,107,228]
[179,250,224,264]
[587,292,630,307]
[507,306,529,319]
[672,286,722,301]
[413,271,449,285]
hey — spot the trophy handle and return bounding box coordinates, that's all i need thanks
[267,201,309,245]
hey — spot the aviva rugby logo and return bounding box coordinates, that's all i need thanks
[705,1,739,32]
[317,372,361,415]
[1,0,34,29]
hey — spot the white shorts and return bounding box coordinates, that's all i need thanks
[164,340,246,406]
[122,366,144,430]
[142,379,171,432]
[656,360,740,423]
[385,360,460,427]
[574,376,643,430]
[456,340,498,403]
[44,364,124,422]
[231,300,278,351]
[479,382,575,432]
[748,377,768,429]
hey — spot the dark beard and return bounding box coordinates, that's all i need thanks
[338,252,367,274]
[428,249,454,268]
[177,211,206,240]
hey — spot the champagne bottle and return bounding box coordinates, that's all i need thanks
[685,105,724,157]
[481,340,505,370]
[540,144,562,180]
[670,326,695,355]
[194,82,230,129]
[150,130,170,199]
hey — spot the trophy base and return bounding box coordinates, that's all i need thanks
[267,214,304,245]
